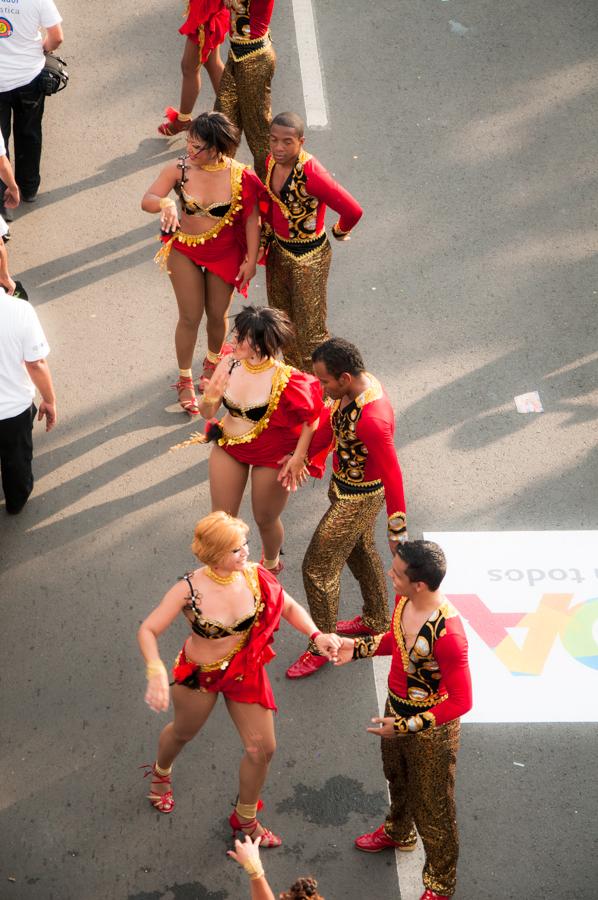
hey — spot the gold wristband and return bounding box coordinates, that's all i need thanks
[159,197,176,210]
[243,860,265,880]
[202,395,220,404]
[146,660,167,680]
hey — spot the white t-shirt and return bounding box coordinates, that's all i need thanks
[0,288,50,419]
[0,0,62,92]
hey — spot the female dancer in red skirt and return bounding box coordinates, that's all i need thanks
[158,1,230,136]
[142,112,263,415]
[138,511,341,845]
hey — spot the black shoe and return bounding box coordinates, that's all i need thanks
[21,192,38,203]
[0,204,14,222]
[6,502,27,515]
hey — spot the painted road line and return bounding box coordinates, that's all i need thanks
[373,657,425,900]
[291,0,328,128]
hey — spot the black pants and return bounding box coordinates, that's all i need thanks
[0,73,45,199]
[0,404,36,512]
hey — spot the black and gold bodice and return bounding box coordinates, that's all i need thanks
[229,0,271,60]
[265,151,324,245]
[175,156,232,218]
[181,572,257,639]
[329,376,384,497]
[222,393,269,422]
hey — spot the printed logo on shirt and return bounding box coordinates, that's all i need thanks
[0,17,13,37]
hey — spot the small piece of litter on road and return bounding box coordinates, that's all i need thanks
[8,876,16,882]
[513,761,525,767]
[353,155,358,159]
[449,20,469,35]
[371,287,377,291]
[514,391,543,414]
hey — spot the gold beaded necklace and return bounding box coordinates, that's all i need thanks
[241,357,275,374]
[204,567,240,585]
[200,158,229,172]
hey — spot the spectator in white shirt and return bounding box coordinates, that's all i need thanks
[0,0,63,219]
[0,288,56,514]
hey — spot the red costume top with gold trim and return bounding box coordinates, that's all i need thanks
[262,150,363,250]
[227,0,274,59]
[172,563,284,710]
[355,595,472,731]
[179,1,230,62]
[307,374,407,541]
[217,361,328,474]
[156,157,265,296]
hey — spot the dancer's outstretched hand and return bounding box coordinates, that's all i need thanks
[145,670,170,713]
[227,834,263,866]
[333,637,355,665]
[277,454,308,492]
[314,632,342,662]
[367,716,397,739]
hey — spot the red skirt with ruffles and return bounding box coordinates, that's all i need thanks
[179,1,230,63]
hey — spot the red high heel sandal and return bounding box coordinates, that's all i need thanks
[158,107,191,137]
[140,762,175,814]
[197,356,217,394]
[229,799,282,848]
[171,375,200,416]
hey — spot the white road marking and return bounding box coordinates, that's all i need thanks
[373,657,425,900]
[291,0,328,128]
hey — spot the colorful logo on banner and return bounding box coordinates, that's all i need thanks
[447,592,598,674]
[0,18,13,38]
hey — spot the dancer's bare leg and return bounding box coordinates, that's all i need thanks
[179,37,202,116]
[209,444,249,516]
[204,269,235,357]
[204,46,225,95]
[250,466,290,564]
[226,698,276,837]
[152,685,218,798]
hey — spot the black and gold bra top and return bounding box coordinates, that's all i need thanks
[181,572,257,639]
[175,156,232,218]
[222,393,269,422]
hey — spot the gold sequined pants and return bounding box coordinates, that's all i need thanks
[214,45,276,182]
[266,238,332,372]
[302,483,389,638]
[382,703,461,897]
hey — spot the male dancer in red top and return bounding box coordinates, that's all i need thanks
[337,540,473,900]
[286,338,407,678]
[215,0,276,180]
[263,113,362,371]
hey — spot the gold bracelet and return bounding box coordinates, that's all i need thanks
[202,395,220,404]
[146,660,166,680]
[159,197,176,210]
[243,860,265,880]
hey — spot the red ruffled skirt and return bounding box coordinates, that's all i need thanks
[179,1,230,63]
[172,641,277,710]
[164,227,248,295]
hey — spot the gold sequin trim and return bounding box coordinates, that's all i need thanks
[392,597,411,671]
[154,159,246,270]
[355,373,383,408]
[265,149,312,220]
[388,685,447,709]
[330,480,384,501]
[219,364,292,446]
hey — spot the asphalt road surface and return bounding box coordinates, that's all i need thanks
[1,2,597,899]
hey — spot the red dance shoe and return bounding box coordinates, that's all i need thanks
[420,891,449,900]
[355,824,417,853]
[336,616,378,637]
[229,800,282,848]
[285,651,328,679]
[158,107,191,136]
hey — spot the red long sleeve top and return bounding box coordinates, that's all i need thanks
[307,375,407,541]
[263,150,363,243]
[363,595,472,732]
[228,0,274,41]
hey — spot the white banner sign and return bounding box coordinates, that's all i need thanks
[422,531,598,722]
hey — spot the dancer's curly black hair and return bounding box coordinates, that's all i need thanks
[279,876,324,900]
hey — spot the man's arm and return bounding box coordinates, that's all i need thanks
[0,156,20,208]
[357,410,407,551]
[305,158,363,236]
[0,239,16,294]
[42,23,63,53]
[24,359,57,430]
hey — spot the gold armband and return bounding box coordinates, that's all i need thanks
[202,395,221,404]
[388,511,407,542]
[332,222,351,237]
[159,197,176,210]
[393,711,435,734]
[146,660,167,680]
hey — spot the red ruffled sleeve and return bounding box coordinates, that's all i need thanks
[241,168,266,225]
[278,370,324,427]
